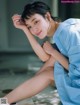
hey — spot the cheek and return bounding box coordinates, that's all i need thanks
[41,22,49,33]
[29,30,35,36]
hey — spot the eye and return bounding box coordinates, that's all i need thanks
[27,26,32,30]
[34,20,39,25]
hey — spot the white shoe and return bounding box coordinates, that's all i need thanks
[0,98,17,105]
[0,98,9,105]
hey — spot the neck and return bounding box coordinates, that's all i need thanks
[47,19,60,37]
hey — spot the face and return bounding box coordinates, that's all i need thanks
[25,14,50,39]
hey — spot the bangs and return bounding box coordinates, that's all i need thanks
[21,10,36,22]
[21,1,51,22]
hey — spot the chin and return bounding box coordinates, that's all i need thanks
[41,35,47,39]
[38,36,44,39]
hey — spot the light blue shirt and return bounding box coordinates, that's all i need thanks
[53,18,80,105]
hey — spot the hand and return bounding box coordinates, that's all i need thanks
[12,14,27,30]
[43,41,54,55]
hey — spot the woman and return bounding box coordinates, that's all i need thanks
[4,1,80,105]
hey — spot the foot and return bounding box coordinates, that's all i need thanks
[0,98,17,105]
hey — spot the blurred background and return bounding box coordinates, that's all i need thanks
[0,0,80,105]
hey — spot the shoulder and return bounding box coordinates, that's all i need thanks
[58,18,80,49]
[53,18,80,43]
[62,18,80,25]
[60,18,80,32]
[60,18,80,35]
[55,18,78,35]
[62,19,80,49]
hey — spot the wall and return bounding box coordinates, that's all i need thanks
[0,0,8,51]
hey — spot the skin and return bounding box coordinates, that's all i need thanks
[3,12,69,104]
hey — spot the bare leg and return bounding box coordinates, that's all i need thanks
[36,55,56,75]
[4,67,54,104]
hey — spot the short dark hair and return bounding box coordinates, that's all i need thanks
[21,1,52,22]
[21,1,61,22]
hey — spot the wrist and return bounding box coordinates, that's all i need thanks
[50,49,55,56]
[23,28,31,35]
[22,27,27,32]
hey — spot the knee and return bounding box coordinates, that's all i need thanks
[42,67,54,81]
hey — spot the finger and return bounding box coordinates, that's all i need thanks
[12,14,21,18]
[12,17,21,22]
[12,15,21,21]
[43,44,46,48]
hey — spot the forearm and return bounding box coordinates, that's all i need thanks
[51,49,69,70]
[23,29,50,62]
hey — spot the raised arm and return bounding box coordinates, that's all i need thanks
[12,14,50,62]
[23,29,50,62]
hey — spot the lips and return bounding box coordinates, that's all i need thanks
[36,31,42,36]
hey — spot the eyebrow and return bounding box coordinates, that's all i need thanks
[31,18,36,22]
[26,18,37,26]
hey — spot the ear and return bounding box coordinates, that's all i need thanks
[45,12,51,22]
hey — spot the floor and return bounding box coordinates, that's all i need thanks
[0,54,62,105]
